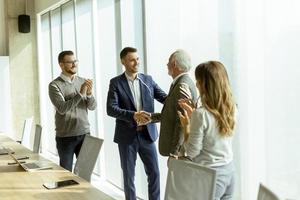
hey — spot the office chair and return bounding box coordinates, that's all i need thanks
[164,158,217,200]
[74,135,104,182]
[32,124,42,153]
[18,117,33,149]
[257,183,281,200]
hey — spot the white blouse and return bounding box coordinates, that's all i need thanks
[184,107,235,167]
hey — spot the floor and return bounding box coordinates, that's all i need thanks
[91,177,125,200]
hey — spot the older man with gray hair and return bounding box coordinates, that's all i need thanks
[158,49,198,157]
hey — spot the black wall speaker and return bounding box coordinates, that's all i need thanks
[18,14,30,33]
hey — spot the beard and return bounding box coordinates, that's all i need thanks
[65,67,77,75]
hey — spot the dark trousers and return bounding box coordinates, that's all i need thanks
[55,134,86,172]
[118,131,160,200]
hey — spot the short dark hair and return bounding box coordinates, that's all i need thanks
[58,50,74,63]
[120,47,137,59]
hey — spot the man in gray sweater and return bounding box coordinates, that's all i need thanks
[49,50,97,171]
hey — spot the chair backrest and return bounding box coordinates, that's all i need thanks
[32,124,42,153]
[164,158,217,200]
[257,183,281,200]
[21,117,33,149]
[74,135,103,182]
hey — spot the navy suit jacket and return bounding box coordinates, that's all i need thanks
[107,73,167,144]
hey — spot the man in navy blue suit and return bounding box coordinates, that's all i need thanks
[107,47,167,200]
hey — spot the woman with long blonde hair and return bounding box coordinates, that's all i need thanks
[178,61,237,200]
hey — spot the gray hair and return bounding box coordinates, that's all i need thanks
[171,49,192,72]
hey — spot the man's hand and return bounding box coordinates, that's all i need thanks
[134,111,151,126]
[85,79,93,95]
[80,82,87,95]
[80,79,93,96]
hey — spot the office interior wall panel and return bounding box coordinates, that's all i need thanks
[0,56,12,134]
[6,0,40,140]
[0,0,7,55]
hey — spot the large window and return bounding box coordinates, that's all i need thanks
[39,0,100,173]
[40,13,56,156]
[62,1,76,51]
[96,0,149,197]
[50,7,62,78]
[37,0,300,199]
[39,0,152,198]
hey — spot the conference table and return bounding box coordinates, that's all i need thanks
[0,133,115,200]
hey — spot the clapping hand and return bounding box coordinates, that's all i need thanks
[178,98,195,141]
[85,79,93,95]
[80,79,93,96]
[178,98,195,118]
[177,109,190,129]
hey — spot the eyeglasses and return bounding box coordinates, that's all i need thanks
[63,60,79,65]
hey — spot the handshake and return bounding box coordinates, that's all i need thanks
[133,111,152,126]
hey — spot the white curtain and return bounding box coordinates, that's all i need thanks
[233,0,300,199]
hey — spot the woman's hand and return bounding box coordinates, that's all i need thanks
[178,98,195,118]
[177,109,190,128]
[177,109,190,142]
[178,98,195,142]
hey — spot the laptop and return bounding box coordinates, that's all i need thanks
[9,153,52,172]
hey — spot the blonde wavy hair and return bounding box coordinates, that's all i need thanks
[195,61,236,137]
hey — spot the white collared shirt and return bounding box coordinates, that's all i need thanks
[60,73,75,83]
[125,73,142,111]
[172,72,189,85]
[184,107,236,167]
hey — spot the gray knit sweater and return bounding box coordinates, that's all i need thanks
[48,75,97,137]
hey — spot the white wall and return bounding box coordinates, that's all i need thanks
[0,0,7,55]
[0,56,12,133]
[5,0,39,141]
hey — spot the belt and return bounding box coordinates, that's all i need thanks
[136,126,145,132]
